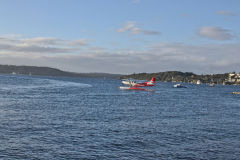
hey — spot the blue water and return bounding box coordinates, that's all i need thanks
[0,74,240,160]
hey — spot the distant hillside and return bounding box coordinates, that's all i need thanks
[120,71,229,84]
[0,65,120,78]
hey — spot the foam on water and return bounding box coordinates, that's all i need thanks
[38,78,92,88]
[0,75,92,92]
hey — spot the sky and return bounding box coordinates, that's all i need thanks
[0,0,239,74]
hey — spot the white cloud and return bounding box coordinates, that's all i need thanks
[216,10,235,16]
[0,36,89,54]
[69,39,90,46]
[0,43,74,54]
[21,37,62,46]
[1,36,240,74]
[117,21,160,36]
[197,26,235,41]
[117,21,136,33]
[4,34,22,38]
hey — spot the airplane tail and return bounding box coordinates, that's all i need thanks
[150,77,156,83]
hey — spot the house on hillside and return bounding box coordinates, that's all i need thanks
[227,72,240,84]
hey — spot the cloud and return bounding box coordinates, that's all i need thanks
[117,21,136,33]
[0,36,90,54]
[117,21,160,36]
[197,26,235,41]
[4,34,22,38]
[216,10,235,16]
[21,37,62,46]
[69,39,90,46]
[132,0,140,4]
[141,30,161,35]
[0,37,19,44]
[1,37,240,74]
[6,37,90,52]
[0,43,74,54]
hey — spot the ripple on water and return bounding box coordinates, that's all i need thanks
[0,75,240,159]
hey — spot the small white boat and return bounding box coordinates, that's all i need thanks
[196,80,201,85]
[209,79,214,87]
[209,82,214,87]
[173,84,186,88]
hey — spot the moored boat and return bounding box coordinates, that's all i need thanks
[196,80,201,85]
[209,82,215,87]
[173,84,187,88]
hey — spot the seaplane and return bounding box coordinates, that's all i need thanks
[121,77,156,87]
[119,77,156,91]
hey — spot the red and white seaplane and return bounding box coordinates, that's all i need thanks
[119,77,156,91]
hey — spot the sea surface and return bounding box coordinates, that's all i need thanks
[0,74,240,160]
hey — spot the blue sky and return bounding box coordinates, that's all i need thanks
[0,0,239,74]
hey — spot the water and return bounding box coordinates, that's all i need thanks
[0,74,240,160]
